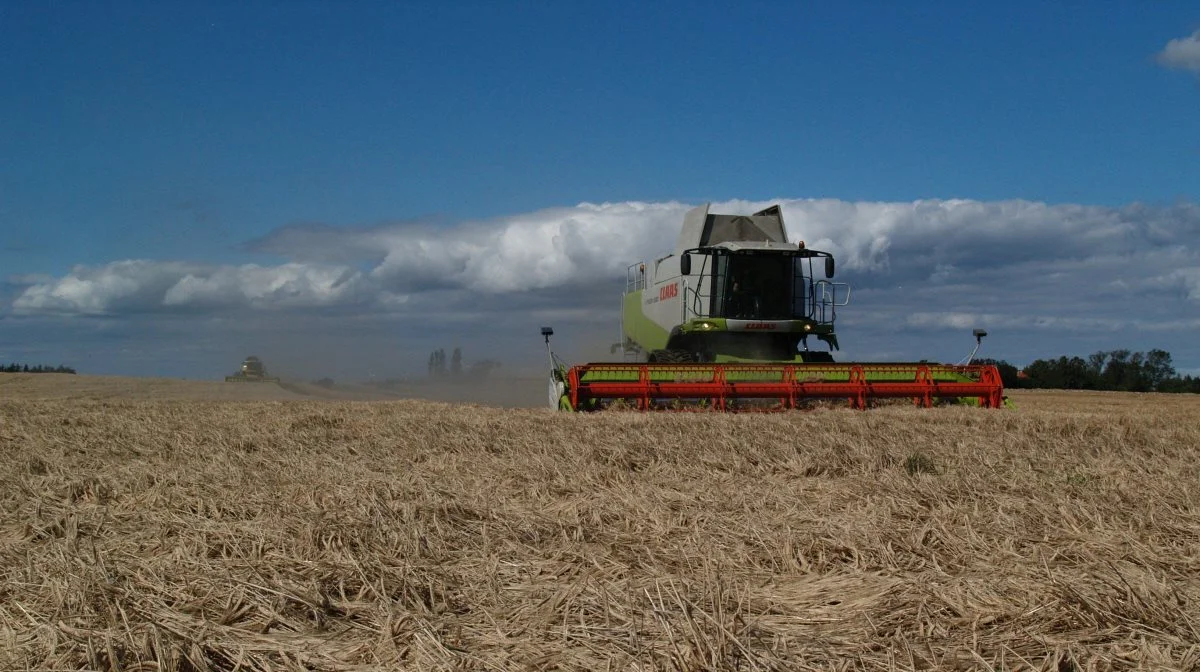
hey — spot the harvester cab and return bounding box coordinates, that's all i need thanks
[543,203,1007,412]
[620,204,850,364]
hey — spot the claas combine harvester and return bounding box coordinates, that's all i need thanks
[224,356,280,383]
[543,203,1005,411]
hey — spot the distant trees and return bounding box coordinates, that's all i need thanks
[428,349,447,377]
[981,349,1199,393]
[1022,356,1097,390]
[427,347,499,381]
[1158,375,1200,394]
[1,363,76,374]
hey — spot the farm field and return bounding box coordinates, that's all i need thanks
[0,372,549,406]
[2,375,1199,670]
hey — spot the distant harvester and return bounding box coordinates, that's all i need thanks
[224,356,280,383]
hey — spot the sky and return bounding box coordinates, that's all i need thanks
[2,2,1199,383]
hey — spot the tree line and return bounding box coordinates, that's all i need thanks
[979,349,1199,393]
[427,347,501,381]
[428,347,463,377]
[1,363,77,374]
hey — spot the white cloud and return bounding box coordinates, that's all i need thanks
[245,197,1200,291]
[14,199,1200,316]
[162,263,365,309]
[14,261,206,315]
[260,201,687,294]
[13,260,369,315]
[1158,30,1200,73]
[8,197,1200,370]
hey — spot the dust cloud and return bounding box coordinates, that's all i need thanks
[216,322,556,408]
[275,376,548,408]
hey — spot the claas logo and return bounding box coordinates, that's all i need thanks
[659,283,679,301]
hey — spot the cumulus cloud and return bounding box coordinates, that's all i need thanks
[14,261,208,315]
[13,260,369,315]
[8,198,1200,370]
[238,198,1200,292]
[248,201,685,294]
[1158,30,1200,73]
[161,263,367,309]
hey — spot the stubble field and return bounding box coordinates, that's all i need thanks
[2,374,1199,671]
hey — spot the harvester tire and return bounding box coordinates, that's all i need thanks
[648,349,696,364]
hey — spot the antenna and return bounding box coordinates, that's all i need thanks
[962,329,988,365]
[541,326,559,371]
[541,326,567,410]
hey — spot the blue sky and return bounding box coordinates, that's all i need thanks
[2,2,1199,383]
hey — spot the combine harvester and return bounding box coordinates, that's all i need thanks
[224,356,280,383]
[543,203,1005,411]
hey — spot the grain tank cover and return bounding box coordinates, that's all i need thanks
[674,203,790,253]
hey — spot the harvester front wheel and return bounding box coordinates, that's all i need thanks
[647,349,696,364]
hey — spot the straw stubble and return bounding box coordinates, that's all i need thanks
[1,379,1198,670]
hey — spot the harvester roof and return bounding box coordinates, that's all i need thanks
[675,203,792,253]
[709,240,807,253]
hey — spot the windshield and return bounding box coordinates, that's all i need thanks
[709,252,814,320]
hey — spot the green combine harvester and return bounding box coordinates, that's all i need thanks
[544,203,1005,411]
[224,356,280,383]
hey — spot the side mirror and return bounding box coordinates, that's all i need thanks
[824,256,835,279]
[680,254,691,276]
